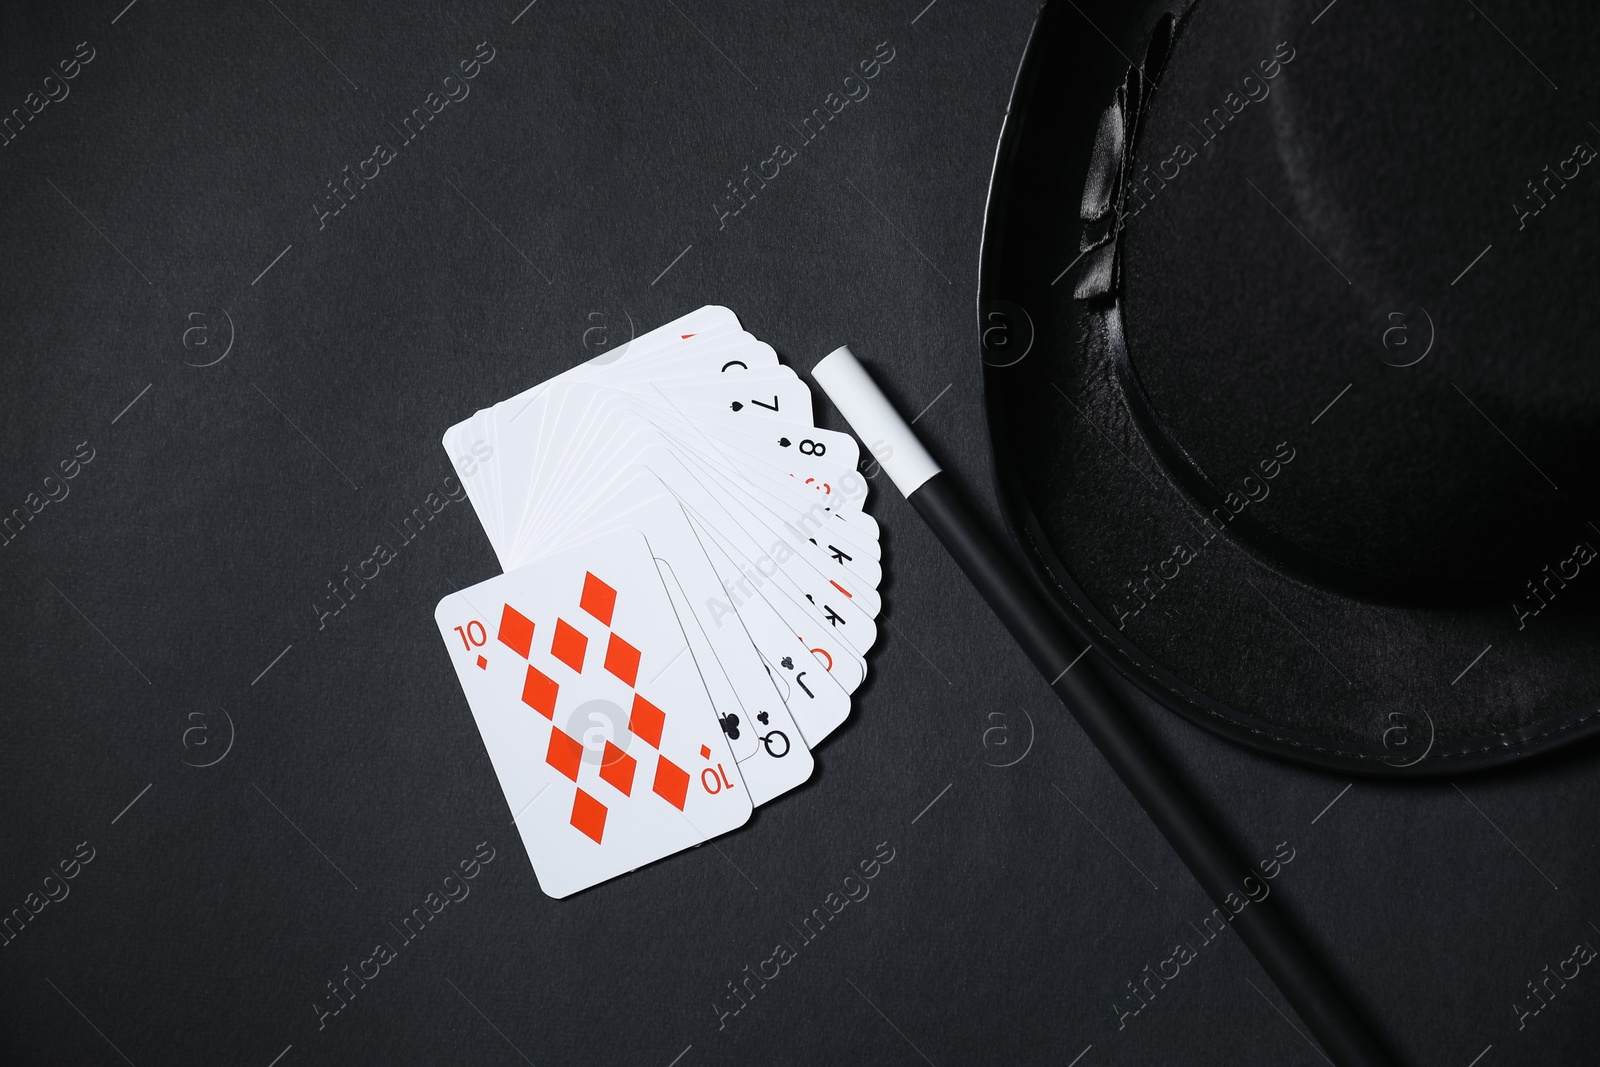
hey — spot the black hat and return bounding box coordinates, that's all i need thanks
[979,0,1600,773]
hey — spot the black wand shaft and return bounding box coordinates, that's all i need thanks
[812,346,1391,1067]
[910,473,1390,1067]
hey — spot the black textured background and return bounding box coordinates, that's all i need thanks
[1,1,1597,1065]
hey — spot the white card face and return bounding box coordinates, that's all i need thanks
[435,528,752,898]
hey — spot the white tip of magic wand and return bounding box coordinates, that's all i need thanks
[810,345,942,498]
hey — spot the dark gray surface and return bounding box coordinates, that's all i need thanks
[0,1,1595,1064]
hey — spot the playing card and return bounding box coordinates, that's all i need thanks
[436,528,752,898]
[434,306,880,895]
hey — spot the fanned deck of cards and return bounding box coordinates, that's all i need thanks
[436,306,879,898]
